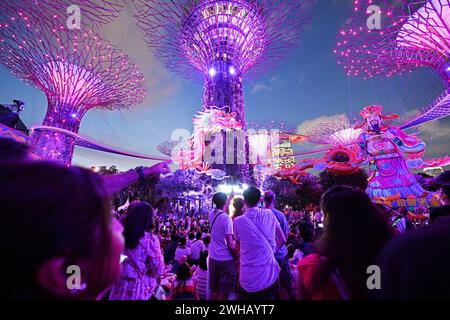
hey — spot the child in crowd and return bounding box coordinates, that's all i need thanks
[194,250,210,300]
[171,263,198,300]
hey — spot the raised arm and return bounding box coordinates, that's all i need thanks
[102,161,171,195]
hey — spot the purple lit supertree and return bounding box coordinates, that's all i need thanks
[335,0,450,84]
[304,114,363,147]
[335,0,411,79]
[396,0,450,84]
[0,12,147,165]
[134,0,311,181]
[158,140,180,157]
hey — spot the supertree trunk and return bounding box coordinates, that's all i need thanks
[202,72,245,124]
[32,101,84,166]
[202,69,250,182]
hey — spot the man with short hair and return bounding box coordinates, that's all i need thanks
[234,186,286,300]
[264,190,294,300]
[208,192,236,300]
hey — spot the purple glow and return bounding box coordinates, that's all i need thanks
[0,8,147,165]
[134,0,311,181]
[209,68,217,77]
[134,0,312,80]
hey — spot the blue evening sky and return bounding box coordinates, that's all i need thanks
[0,0,448,170]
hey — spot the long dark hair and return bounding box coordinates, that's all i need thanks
[314,186,394,299]
[0,162,113,299]
[232,197,245,219]
[176,262,192,289]
[123,201,155,249]
[199,250,209,271]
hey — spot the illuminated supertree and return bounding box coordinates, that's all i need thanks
[0,13,147,165]
[134,0,311,181]
[304,114,363,147]
[158,140,180,157]
[396,0,450,83]
[335,0,450,84]
[335,0,450,129]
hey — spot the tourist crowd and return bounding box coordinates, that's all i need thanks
[1,137,450,300]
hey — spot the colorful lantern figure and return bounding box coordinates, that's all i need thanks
[356,105,428,200]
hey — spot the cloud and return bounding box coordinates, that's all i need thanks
[250,71,306,95]
[398,109,450,159]
[296,73,307,87]
[99,4,183,109]
[418,118,450,159]
[251,84,273,94]
[297,113,345,134]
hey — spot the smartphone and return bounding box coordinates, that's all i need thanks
[120,254,128,264]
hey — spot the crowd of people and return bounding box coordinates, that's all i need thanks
[2,137,450,300]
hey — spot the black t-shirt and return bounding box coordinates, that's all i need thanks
[374,221,450,299]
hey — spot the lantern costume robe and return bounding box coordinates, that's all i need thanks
[358,126,427,199]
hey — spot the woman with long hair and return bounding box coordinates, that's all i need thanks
[297,186,394,300]
[109,201,165,300]
[232,197,245,220]
[0,162,124,300]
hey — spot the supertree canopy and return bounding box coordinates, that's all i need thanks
[335,0,450,84]
[304,114,363,147]
[335,0,411,79]
[396,0,450,83]
[0,12,147,165]
[134,0,311,180]
[134,0,310,117]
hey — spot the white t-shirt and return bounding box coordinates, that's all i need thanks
[208,209,234,261]
[175,246,191,262]
[190,239,206,261]
[234,207,281,293]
